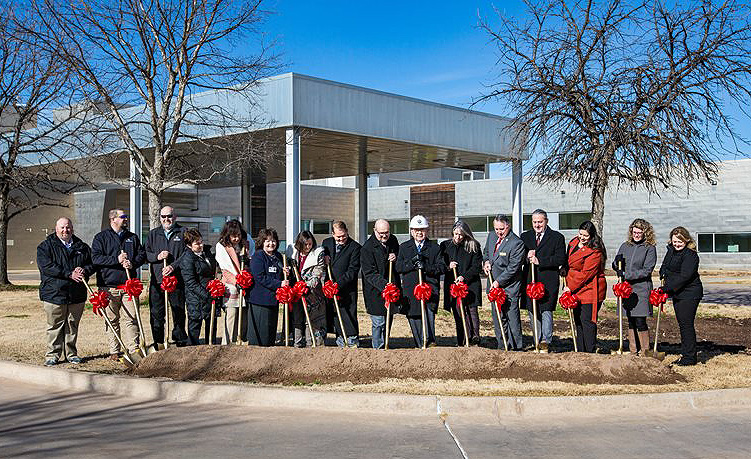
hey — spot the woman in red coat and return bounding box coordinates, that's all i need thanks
[564,221,607,352]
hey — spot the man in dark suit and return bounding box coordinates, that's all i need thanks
[395,215,444,348]
[520,209,567,352]
[483,215,526,350]
[360,219,400,349]
[144,205,188,347]
[322,220,361,347]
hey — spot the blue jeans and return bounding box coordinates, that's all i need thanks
[527,310,553,344]
[370,314,394,349]
[335,334,360,348]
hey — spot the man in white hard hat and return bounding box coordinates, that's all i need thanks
[395,215,445,348]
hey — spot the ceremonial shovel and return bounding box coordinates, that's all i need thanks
[611,259,630,355]
[292,264,316,347]
[384,259,393,350]
[530,264,541,353]
[235,248,246,345]
[84,283,141,366]
[208,282,217,345]
[122,252,154,356]
[452,266,469,348]
[561,277,578,353]
[651,278,667,360]
[163,259,170,349]
[282,254,289,347]
[326,264,350,347]
[487,271,508,351]
[418,267,427,350]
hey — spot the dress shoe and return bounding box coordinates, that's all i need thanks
[673,356,697,366]
[44,357,58,366]
[470,336,480,346]
[539,342,549,353]
[68,356,82,364]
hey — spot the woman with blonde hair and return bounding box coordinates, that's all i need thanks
[440,220,483,346]
[612,218,657,355]
[659,227,703,366]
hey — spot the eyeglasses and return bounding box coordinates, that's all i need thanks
[160,214,174,219]
[116,214,128,219]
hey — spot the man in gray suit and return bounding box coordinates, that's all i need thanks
[483,215,526,350]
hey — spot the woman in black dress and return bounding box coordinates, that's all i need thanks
[659,226,703,366]
[440,220,483,346]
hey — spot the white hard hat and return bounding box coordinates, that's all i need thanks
[409,215,429,229]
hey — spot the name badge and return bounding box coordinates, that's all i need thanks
[268,266,277,273]
[499,252,507,256]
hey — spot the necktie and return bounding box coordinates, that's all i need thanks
[494,237,502,255]
[336,244,343,254]
[417,242,423,253]
[536,233,542,246]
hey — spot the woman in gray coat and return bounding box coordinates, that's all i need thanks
[613,219,657,355]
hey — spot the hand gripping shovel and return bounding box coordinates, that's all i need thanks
[326,264,350,347]
[85,283,141,367]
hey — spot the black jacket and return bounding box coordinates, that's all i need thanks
[659,245,703,300]
[520,229,567,312]
[322,236,361,310]
[179,246,218,319]
[145,224,187,284]
[395,238,444,316]
[440,240,482,311]
[37,234,95,305]
[360,233,401,316]
[91,228,146,287]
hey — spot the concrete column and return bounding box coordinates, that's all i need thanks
[512,159,523,236]
[285,127,300,248]
[241,168,252,232]
[357,137,368,244]
[129,155,142,240]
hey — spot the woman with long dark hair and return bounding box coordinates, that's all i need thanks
[613,219,657,355]
[564,221,607,352]
[440,220,483,346]
[659,227,703,366]
[287,231,327,347]
[215,220,249,344]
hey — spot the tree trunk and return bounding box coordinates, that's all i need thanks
[147,186,163,230]
[0,190,11,285]
[590,158,610,237]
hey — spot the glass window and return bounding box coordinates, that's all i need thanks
[697,233,714,253]
[392,219,409,234]
[312,221,331,234]
[559,212,592,230]
[523,214,532,231]
[211,216,224,233]
[714,233,751,253]
[301,220,311,231]
[460,216,489,233]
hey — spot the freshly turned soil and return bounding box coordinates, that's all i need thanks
[132,346,684,386]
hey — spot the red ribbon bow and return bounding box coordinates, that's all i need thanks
[292,281,309,301]
[276,285,294,304]
[526,281,545,300]
[613,281,633,299]
[322,280,339,299]
[89,290,110,316]
[449,281,469,299]
[236,270,253,290]
[381,283,401,305]
[207,279,226,298]
[649,288,668,311]
[161,275,178,293]
[413,282,432,301]
[488,286,507,304]
[118,278,143,301]
[559,291,580,309]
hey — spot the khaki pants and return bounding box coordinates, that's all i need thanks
[103,289,140,354]
[43,301,85,360]
[222,305,249,344]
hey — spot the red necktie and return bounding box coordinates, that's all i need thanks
[494,237,502,255]
[536,233,542,246]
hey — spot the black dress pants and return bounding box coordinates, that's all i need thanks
[450,301,479,346]
[673,298,699,362]
[573,303,601,353]
[187,316,214,345]
[149,282,188,345]
[248,303,279,346]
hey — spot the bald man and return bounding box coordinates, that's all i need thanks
[37,217,94,366]
[145,205,188,346]
[360,219,401,349]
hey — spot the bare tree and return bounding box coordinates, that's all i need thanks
[32,0,279,229]
[0,4,91,285]
[477,0,751,234]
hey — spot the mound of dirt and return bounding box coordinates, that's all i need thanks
[132,346,684,386]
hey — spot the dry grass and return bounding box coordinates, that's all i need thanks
[2,290,751,396]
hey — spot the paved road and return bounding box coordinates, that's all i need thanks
[2,378,751,458]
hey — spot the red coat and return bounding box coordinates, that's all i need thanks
[565,238,606,321]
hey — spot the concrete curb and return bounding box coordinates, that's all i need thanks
[3,360,751,419]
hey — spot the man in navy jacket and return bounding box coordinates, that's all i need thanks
[37,217,94,366]
[91,208,146,359]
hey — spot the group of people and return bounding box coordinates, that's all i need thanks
[37,206,704,367]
